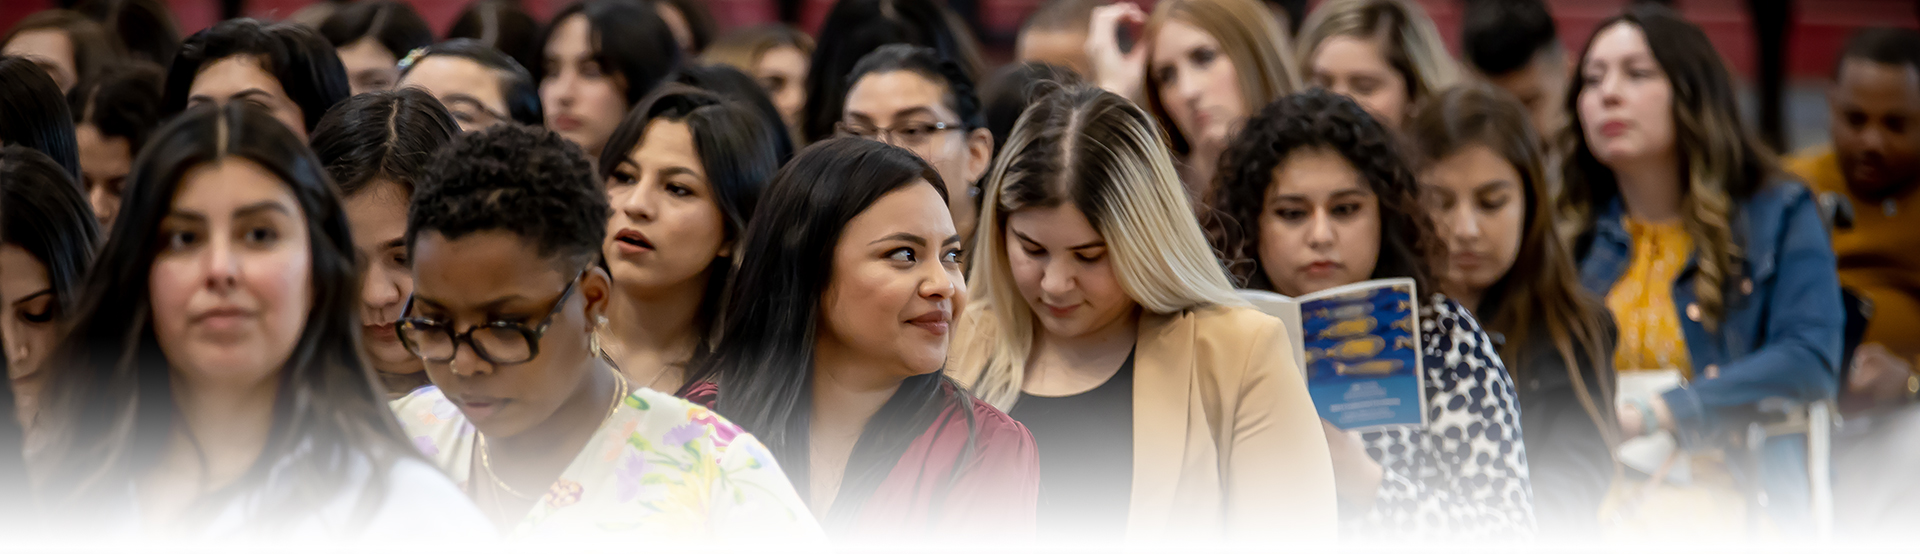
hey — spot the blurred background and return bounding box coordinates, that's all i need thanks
[8,0,1908,151]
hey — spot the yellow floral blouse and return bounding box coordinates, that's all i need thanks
[392,386,824,542]
[1606,217,1695,379]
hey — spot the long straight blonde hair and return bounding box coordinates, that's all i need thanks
[966,85,1244,409]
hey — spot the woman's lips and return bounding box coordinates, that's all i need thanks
[1043,303,1078,318]
[907,311,951,336]
[1599,121,1629,138]
[1302,261,1342,277]
[191,306,255,334]
[365,322,398,342]
[456,396,508,422]
[553,114,584,131]
[612,228,654,255]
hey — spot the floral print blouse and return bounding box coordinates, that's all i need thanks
[392,385,824,541]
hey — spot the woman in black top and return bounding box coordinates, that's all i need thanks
[1407,84,1618,535]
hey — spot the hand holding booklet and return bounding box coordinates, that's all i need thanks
[1241,278,1427,432]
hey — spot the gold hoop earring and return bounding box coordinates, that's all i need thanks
[590,315,609,359]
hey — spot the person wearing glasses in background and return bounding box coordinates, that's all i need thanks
[389,123,819,540]
[839,44,992,243]
[397,39,543,133]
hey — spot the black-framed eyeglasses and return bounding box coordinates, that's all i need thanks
[395,270,584,365]
[835,120,964,148]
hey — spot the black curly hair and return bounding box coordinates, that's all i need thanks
[407,123,610,271]
[1207,89,1442,298]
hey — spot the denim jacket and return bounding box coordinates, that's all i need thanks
[1577,180,1843,446]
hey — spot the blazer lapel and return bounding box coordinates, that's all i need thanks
[1128,310,1196,535]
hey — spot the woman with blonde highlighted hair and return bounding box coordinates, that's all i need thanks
[949,84,1332,542]
[1297,0,1459,129]
[1084,0,1300,201]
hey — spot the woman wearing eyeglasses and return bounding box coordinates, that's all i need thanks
[388,123,820,540]
[838,44,992,243]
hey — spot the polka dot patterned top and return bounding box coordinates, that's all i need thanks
[1605,218,1695,379]
[1346,295,1536,540]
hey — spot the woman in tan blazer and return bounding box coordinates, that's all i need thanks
[948,84,1334,544]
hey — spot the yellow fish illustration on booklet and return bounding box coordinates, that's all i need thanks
[1334,359,1403,376]
[1318,316,1376,339]
[1310,303,1374,320]
[1330,336,1385,360]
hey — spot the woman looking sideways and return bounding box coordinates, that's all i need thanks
[681,137,1039,542]
[949,84,1333,543]
[29,103,488,541]
[391,123,818,539]
[1562,5,1842,533]
[595,85,782,394]
[0,146,99,435]
[309,88,459,398]
[1209,90,1533,538]
[1409,84,1619,536]
[1084,0,1300,200]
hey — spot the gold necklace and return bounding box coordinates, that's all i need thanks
[474,369,631,501]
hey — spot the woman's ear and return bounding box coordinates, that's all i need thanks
[581,263,614,323]
[965,127,994,184]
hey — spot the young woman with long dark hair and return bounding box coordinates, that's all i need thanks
[1409,84,1618,536]
[309,88,459,398]
[681,137,1038,542]
[593,85,780,394]
[1561,5,1843,534]
[535,0,683,158]
[0,146,98,437]
[29,102,487,540]
[391,122,817,539]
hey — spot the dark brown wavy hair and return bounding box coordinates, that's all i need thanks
[1409,84,1620,449]
[1207,89,1443,299]
[1560,4,1779,331]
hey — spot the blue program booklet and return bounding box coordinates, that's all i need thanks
[1240,278,1427,432]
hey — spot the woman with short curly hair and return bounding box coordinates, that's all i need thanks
[1208,89,1534,538]
[391,122,820,538]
